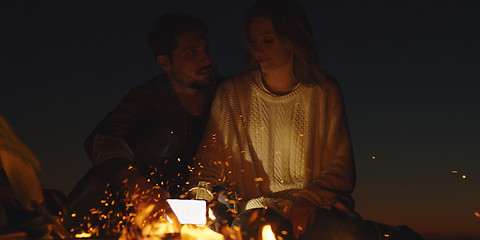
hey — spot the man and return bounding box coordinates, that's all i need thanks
[66,13,221,235]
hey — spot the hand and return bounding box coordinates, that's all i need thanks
[289,197,317,239]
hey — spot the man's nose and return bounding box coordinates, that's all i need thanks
[204,53,211,65]
[201,49,211,65]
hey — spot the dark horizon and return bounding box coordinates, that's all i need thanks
[1,1,479,238]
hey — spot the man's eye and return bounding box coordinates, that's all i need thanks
[188,49,197,55]
[264,39,274,43]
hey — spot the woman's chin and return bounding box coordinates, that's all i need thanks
[259,66,273,73]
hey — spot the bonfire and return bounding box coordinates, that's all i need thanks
[0,116,282,240]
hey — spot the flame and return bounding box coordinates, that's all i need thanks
[135,204,155,226]
[118,217,228,240]
[474,212,480,218]
[75,232,92,238]
[166,214,174,223]
[262,225,276,240]
[180,225,224,240]
[208,208,217,221]
[143,220,178,237]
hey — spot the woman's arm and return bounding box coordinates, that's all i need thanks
[189,84,230,190]
[298,79,356,210]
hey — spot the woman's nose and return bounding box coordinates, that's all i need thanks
[252,43,265,56]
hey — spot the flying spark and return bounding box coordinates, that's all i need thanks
[254,177,264,182]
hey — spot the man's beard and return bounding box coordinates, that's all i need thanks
[171,66,212,90]
[188,81,209,90]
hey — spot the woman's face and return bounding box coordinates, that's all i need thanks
[248,16,292,73]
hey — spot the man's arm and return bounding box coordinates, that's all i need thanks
[84,80,154,166]
[188,84,230,190]
[83,77,176,225]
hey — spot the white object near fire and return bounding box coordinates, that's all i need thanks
[167,199,207,225]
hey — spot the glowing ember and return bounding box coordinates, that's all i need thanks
[451,170,458,174]
[254,177,264,182]
[371,156,376,160]
[474,212,480,218]
[384,233,390,237]
[75,232,92,238]
[180,225,224,240]
[261,225,275,240]
[462,174,467,179]
[136,204,155,226]
[142,220,178,238]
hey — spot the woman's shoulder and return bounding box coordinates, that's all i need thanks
[313,73,343,94]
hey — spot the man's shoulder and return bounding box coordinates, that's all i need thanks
[123,74,173,99]
[133,74,169,92]
[111,74,176,112]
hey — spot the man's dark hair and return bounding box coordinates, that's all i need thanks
[147,13,208,60]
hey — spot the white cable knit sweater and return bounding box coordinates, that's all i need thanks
[191,70,355,211]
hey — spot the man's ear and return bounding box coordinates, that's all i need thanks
[156,55,171,71]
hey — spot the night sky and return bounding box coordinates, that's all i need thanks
[1,1,479,239]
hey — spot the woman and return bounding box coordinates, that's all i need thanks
[190,0,376,239]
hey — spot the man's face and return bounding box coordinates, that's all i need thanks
[166,31,212,89]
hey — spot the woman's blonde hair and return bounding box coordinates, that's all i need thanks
[243,0,327,86]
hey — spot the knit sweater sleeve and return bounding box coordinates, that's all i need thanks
[298,79,356,210]
[189,82,231,188]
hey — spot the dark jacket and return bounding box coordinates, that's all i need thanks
[84,73,222,196]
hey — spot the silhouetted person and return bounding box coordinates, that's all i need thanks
[66,13,222,236]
